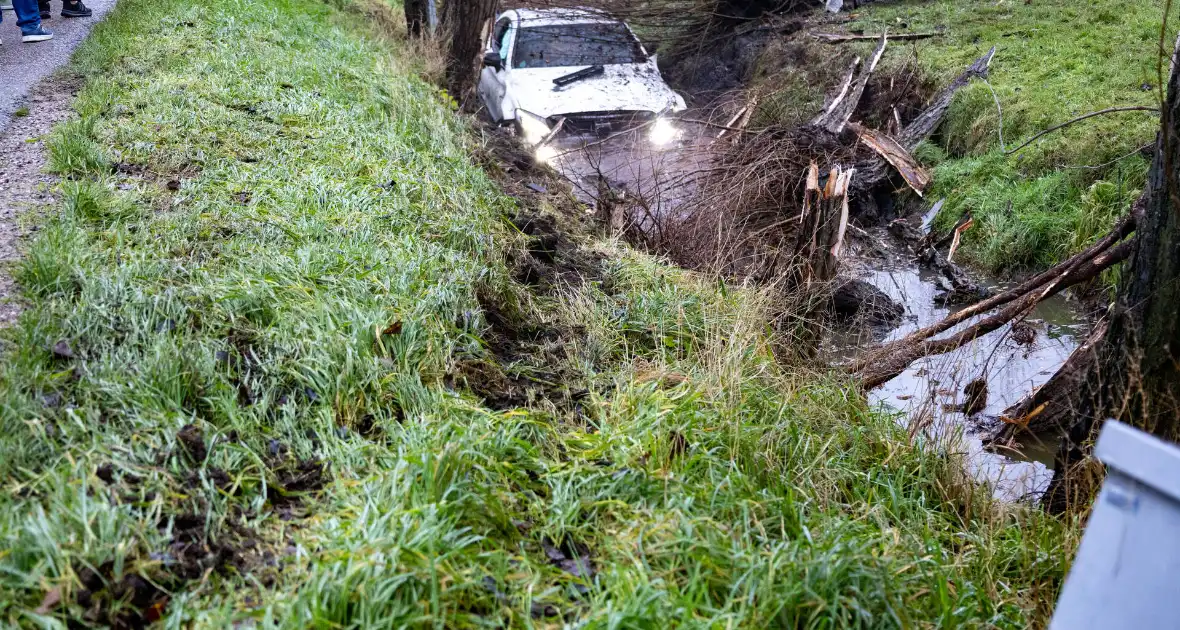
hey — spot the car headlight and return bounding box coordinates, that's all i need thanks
[534,144,559,164]
[649,117,680,146]
[517,109,551,145]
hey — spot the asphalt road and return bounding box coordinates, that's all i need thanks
[0,0,115,131]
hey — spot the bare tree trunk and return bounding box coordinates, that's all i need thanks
[1044,38,1180,514]
[443,0,497,107]
[442,0,497,106]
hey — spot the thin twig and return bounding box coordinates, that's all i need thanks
[1004,106,1158,156]
[1062,143,1154,170]
[812,31,940,43]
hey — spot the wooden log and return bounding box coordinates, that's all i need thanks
[848,212,1136,377]
[898,46,995,149]
[853,238,1135,389]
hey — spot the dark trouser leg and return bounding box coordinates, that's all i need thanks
[10,0,43,30]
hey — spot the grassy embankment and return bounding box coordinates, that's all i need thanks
[2,0,1075,626]
[756,0,1169,274]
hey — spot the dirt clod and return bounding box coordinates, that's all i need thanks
[541,535,595,580]
[51,339,75,360]
[177,424,207,463]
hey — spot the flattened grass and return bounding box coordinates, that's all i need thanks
[1,0,1077,626]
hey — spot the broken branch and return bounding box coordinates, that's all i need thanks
[850,211,1135,378]
[853,237,1134,389]
[812,34,888,134]
[898,46,995,150]
[851,123,930,195]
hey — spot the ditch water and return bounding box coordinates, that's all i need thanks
[851,262,1085,500]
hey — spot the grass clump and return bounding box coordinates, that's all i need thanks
[1,0,1077,626]
[47,117,109,177]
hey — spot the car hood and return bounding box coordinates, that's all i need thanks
[507,62,686,119]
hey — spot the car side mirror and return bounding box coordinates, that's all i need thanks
[483,52,503,70]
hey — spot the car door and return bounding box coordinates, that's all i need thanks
[478,17,515,122]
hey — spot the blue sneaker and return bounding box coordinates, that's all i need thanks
[22,26,54,43]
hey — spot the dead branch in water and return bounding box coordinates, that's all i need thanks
[849,211,1137,381]
[852,236,1135,389]
[987,318,1109,446]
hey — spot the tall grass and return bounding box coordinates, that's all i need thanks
[0,0,1079,626]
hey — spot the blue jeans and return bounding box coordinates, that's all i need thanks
[0,0,43,33]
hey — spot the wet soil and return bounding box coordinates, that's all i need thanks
[66,425,329,627]
[453,122,607,418]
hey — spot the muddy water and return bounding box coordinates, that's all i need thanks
[537,122,715,214]
[854,263,1084,500]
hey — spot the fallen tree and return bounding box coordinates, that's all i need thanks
[849,224,1136,389]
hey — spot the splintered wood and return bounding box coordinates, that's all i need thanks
[811,34,887,135]
[850,123,930,195]
[792,161,853,288]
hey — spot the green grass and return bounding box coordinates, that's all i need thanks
[756,0,1171,273]
[1,0,1078,626]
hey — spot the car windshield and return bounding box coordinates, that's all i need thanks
[513,22,646,69]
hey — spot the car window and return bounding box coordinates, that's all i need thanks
[492,18,512,59]
[512,22,646,69]
[499,27,514,60]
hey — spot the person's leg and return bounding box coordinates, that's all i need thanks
[12,0,41,29]
[61,0,91,18]
[38,0,51,19]
[12,0,53,41]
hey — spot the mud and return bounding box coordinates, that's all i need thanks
[0,76,82,328]
[448,289,589,416]
[452,121,613,417]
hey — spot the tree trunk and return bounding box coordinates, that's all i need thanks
[404,0,427,38]
[1044,39,1180,514]
[442,0,497,106]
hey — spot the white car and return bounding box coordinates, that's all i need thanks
[477,8,687,146]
